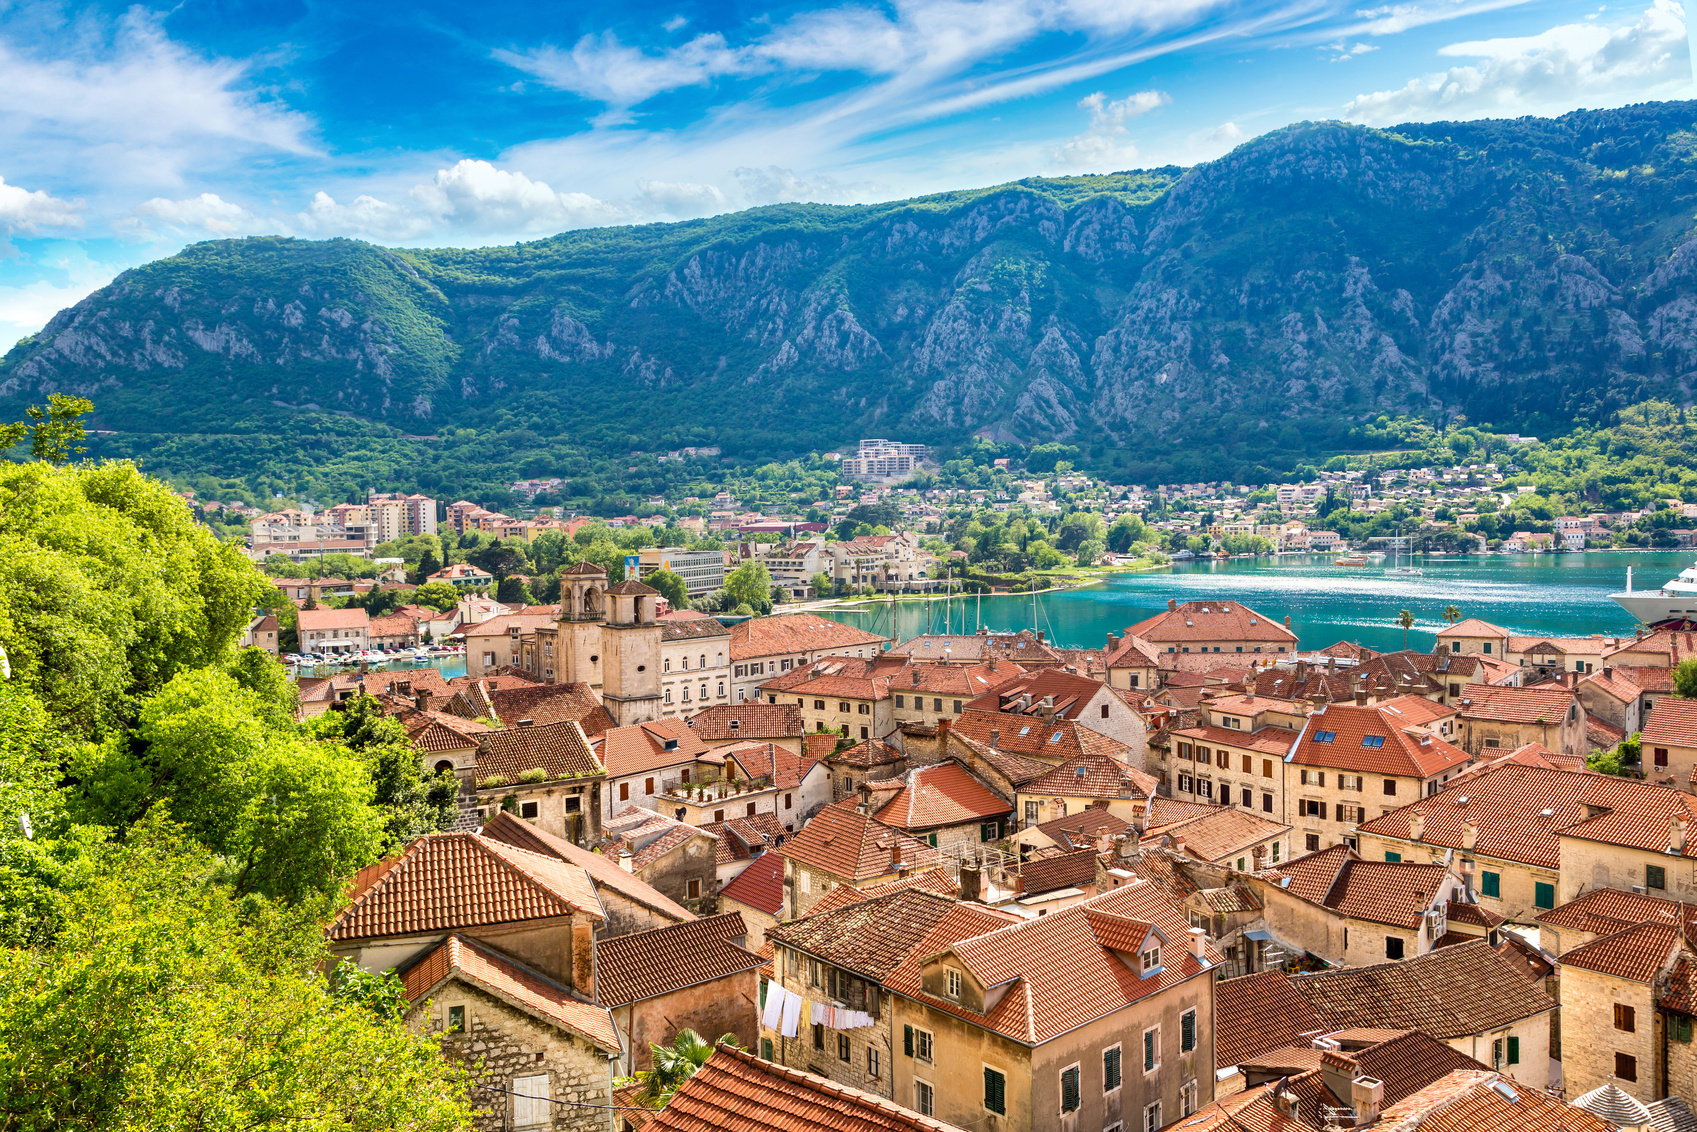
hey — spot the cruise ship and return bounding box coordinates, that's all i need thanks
[1611,562,1697,626]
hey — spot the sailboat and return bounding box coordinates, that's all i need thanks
[1387,527,1424,577]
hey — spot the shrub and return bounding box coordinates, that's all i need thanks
[478,774,508,789]
[518,767,547,784]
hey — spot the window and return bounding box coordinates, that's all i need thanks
[1615,1003,1637,1032]
[933,698,943,712]
[645,777,655,795]
[1617,1052,1638,1082]
[980,821,999,842]
[1241,787,1252,808]
[446,1004,465,1033]
[1313,730,1336,743]
[1675,1016,1694,1043]
[1143,1026,1159,1072]
[813,1023,825,1050]
[664,658,671,672]
[1336,803,1365,824]
[1492,1038,1503,1068]
[687,879,701,899]
[1386,936,1404,960]
[1301,769,1325,786]
[915,1080,935,1116]
[1104,1044,1122,1090]
[520,800,539,819]
[1385,851,1402,863]
[512,1074,550,1130]
[1262,792,1274,813]
[1535,882,1555,910]
[1481,871,1500,898]
[814,699,825,710]
[1060,1065,1081,1113]
[984,1067,1006,1114]
[839,701,850,712]
[1507,1036,1520,1065]
[1383,779,1397,796]
[619,782,630,801]
[1102,704,1111,719]
[868,1048,881,1078]
[786,792,793,809]
[1180,1080,1199,1117]
[1140,946,1161,974]
[1181,1009,1197,1052]
[895,694,905,708]
[1340,774,1362,791]
[1301,799,1324,818]
[915,1028,934,1063]
[1306,833,1321,852]
[838,1033,850,1062]
[1144,1102,1162,1132]
[1657,747,1670,767]
[763,1038,774,1060]
[1649,865,1667,890]
[947,968,963,998]
[1361,735,1385,748]
[955,700,964,713]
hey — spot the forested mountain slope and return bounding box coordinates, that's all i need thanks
[5,102,1697,486]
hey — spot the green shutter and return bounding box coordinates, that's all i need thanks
[928,832,939,847]
[1385,851,1402,863]
[904,1025,914,1056]
[1061,1067,1080,1112]
[1182,1010,1196,1052]
[759,979,768,1008]
[1104,1046,1121,1090]
[762,1038,774,1061]
[1145,1029,1156,1070]
[985,1067,1006,1114]
[981,822,994,842]
[1507,1036,1520,1065]
[1535,882,1555,909]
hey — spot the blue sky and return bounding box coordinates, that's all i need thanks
[0,0,1692,350]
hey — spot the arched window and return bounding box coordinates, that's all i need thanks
[434,760,455,775]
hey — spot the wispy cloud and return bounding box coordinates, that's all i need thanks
[1344,0,1689,124]
[1048,89,1171,171]
[0,176,83,233]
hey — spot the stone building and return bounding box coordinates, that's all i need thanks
[863,760,1015,850]
[1454,683,1587,758]
[775,801,934,918]
[595,912,763,1074]
[1557,920,1697,1105]
[471,720,606,848]
[597,806,720,915]
[962,668,1150,766]
[659,617,732,718]
[520,562,664,727]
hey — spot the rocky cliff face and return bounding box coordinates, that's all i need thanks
[7,104,1697,478]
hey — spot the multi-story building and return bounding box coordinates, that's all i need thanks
[842,439,929,480]
[296,607,370,654]
[660,617,732,717]
[1169,695,1306,814]
[728,613,888,705]
[367,490,439,537]
[638,547,727,601]
[1124,599,1299,672]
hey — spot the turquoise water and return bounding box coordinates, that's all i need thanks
[819,551,1696,654]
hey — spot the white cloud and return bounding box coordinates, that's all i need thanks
[117,193,260,239]
[1047,89,1170,171]
[733,165,865,205]
[0,248,140,352]
[1344,0,1690,125]
[1323,40,1380,60]
[636,179,729,217]
[1347,0,1540,37]
[0,9,314,189]
[495,32,747,116]
[0,175,82,232]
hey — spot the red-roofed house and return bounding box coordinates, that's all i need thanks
[717,851,785,953]
[1639,695,1697,790]
[1250,846,1466,967]
[962,667,1150,764]
[296,606,369,654]
[777,802,936,917]
[866,760,1015,848]
[1126,599,1298,671]
[1454,683,1587,758]
[1559,920,1696,1104]
[729,612,888,704]
[886,882,1222,1132]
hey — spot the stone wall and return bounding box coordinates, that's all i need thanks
[633,836,718,916]
[413,979,614,1132]
[617,970,760,1073]
[1558,965,1658,1102]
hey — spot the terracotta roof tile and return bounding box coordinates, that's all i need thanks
[1538,886,1697,938]
[1124,600,1298,646]
[1020,848,1100,895]
[1023,752,1160,800]
[476,720,604,783]
[1265,849,1452,929]
[661,617,730,642]
[686,702,804,742]
[596,718,709,778]
[479,811,693,923]
[1174,723,1300,757]
[729,613,887,661]
[1644,697,1697,749]
[871,762,1012,832]
[1377,1070,1611,1132]
[399,933,622,1052]
[475,682,614,736]
[1033,808,1131,849]
[1454,683,1581,725]
[1142,805,1289,864]
[963,669,1112,720]
[701,813,788,865]
[1214,970,1329,1067]
[595,912,761,1007]
[1290,703,1471,777]
[801,869,958,916]
[776,802,933,882]
[951,708,1127,763]
[828,737,904,769]
[769,888,987,979]
[1292,939,1554,1039]
[648,1045,967,1132]
[330,832,604,941]
[717,852,785,915]
[1559,920,1684,983]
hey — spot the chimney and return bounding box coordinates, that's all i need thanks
[1409,811,1424,842]
[1272,1088,1300,1118]
[1252,844,1267,870]
[988,657,998,673]
[618,849,634,873]
[1461,818,1478,851]
[1108,632,1122,651]
[1674,815,1689,854]
[1190,926,1207,961]
[1285,615,1292,629]
[959,864,984,902]
[989,728,1001,747]
[1168,599,1177,612]
[912,668,922,686]
[1038,696,1055,721]
[1351,1076,1385,1125]
[1115,830,1140,859]
[414,688,429,712]
[1604,665,1613,680]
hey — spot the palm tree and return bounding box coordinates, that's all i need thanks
[636,1028,739,1105]
[1442,605,1462,625]
[1398,609,1416,650]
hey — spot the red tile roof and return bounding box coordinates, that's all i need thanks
[717,852,785,915]
[296,606,370,631]
[685,702,804,741]
[647,1045,967,1132]
[951,708,1128,763]
[1214,970,1329,1067]
[800,869,958,916]
[1266,848,1454,929]
[962,668,1114,720]
[476,720,604,783]
[728,613,886,661]
[828,737,904,769]
[1290,703,1471,777]
[330,832,603,941]
[1124,600,1297,645]
[776,801,933,882]
[701,812,788,865]
[1454,683,1580,725]
[595,912,762,1007]
[1019,848,1101,895]
[1021,752,1160,800]
[479,811,693,923]
[1537,886,1697,939]
[596,717,708,778]
[1142,806,1290,863]
[1643,696,1697,749]
[481,682,615,735]
[1292,939,1554,1038]
[1559,920,1684,983]
[871,761,1012,832]
[399,933,621,1052]
[887,883,1222,1046]
[1378,1070,1611,1132]
[769,889,1007,980]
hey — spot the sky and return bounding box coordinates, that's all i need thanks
[0,0,1693,351]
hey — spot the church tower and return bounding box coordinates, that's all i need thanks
[557,561,608,690]
[599,578,663,726]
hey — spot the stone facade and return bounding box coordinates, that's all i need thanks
[615,970,761,1074]
[412,980,615,1132]
[1559,963,1663,1103]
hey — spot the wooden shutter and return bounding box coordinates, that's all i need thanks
[1061,1067,1080,1112]
[985,1067,1006,1114]
[1145,1029,1156,1070]
[1182,1010,1196,1052]
[904,1024,914,1056]
[1507,1036,1520,1065]
[512,1073,550,1129]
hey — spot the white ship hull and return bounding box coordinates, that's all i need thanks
[1612,561,1697,624]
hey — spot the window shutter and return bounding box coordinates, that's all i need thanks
[1182,1011,1196,1052]
[1507,1036,1520,1065]
[511,1073,550,1129]
[1145,1029,1156,1070]
[985,1067,1006,1114]
[904,1025,914,1056]
[759,979,768,1008]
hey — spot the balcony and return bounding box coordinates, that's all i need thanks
[658,774,775,805]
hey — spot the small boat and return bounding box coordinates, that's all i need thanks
[1386,528,1424,577]
[1334,554,1369,567]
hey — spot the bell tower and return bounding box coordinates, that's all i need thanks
[600,578,663,726]
[558,561,608,689]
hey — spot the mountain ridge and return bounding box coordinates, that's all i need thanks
[5,103,1697,488]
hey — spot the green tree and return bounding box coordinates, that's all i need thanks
[413,581,462,612]
[1076,538,1106,567]
[1106,515,1147,554]
[305,696,456,846]
[1442,605,1461,625]
[0,827,473,1132]
[645,568,689,609]
[350,585,406,617]
[809,571,834,598]
[494,576,534,605]
[412,547,440,584]
[1675,658,1697,699]
[0,393,94,465]
[1397,609,1415,650]
[723,561,774,614]
[636,1028,739,1105]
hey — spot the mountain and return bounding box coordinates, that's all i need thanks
[7,102,1697,494]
